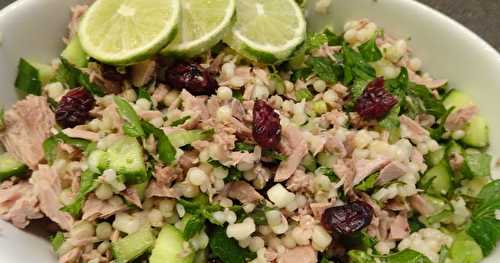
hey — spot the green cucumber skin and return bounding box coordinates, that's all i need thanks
[150,225,194,263]
[112,226,155,263]
[420,161,453,196]
[0,153,28,182]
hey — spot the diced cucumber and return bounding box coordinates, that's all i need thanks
[449,232,483,263]
[461,116,489,148]
[443,90,474,111]
[421,194,452,216]
[131,181,149,201]
[446,141,464,159]
[87,150,109,173]
[0,153,28,182]
[61,36,88,67]
[460,149,492,178]
[108,137,147,184]
[150,225,194,263]
[168,129,214,148]
[419,161,453,196]
[112,226,155,263]
[426,148,445,166]
[27,60,55,86]
[301,153,317,172]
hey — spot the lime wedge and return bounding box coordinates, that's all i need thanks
[224,0,306,64]
[161,0,236,58]
[78,0,181,65]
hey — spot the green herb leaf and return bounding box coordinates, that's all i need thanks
[141,121,176,165]
[408,216,425,233]
[269,73,285,95]
[57,58,104,96]
[307,57,342,83]
[305,32,329,53]
[235,142,255,153]
[379,106,401,130]
[342,45,376,85]
[226,167,244,182]
[183,215,205,240]
[359,35,383,62]
[290,67,313,82]
[114,96,145,138]
[295,88,314,102]
[323,28,344,46]
[15,58,42,95]
[178,195,223,225]
[349,249,432,263]
[262,149,287,163]
[430,107,454,140]
[171,116,191,127]
[168,129,214,148]
[209,226,257,263]
[406,83,446,118]
[43,133,91,164]
[467,180,500,255]
[50,232,65,252]
[78,73,105,97]
[61,170,99,217]
[355,173,379,191]
[317,167,338,182]
[137,88,152,102]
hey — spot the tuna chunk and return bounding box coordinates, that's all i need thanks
[400,115,429,143]
[145,180,180,199]
[275,126,308,182]
[30,165,74,231]
[444,106,478,131]
[59,247,82,263]
[0,96,55,169]
[277,246,317,263]
[121,188,142,208]
[287,169,313,193]
[378,161,408,185]
[0,181,42,228]
[388,212,410,240]
[310,202,332,220]
[353,157,390,186]
[63,128,100,141]
[409,194,434,217]
[225,181,263,203]
[82,194,127,221]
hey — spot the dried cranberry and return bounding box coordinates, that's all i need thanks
[253,100,281,149]
[101,64,127,82]
[321,201,373,235]
[55,88,95,128]
[166,63,217,96]
[354,78,398,120]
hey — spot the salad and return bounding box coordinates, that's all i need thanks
[0,0,499,263]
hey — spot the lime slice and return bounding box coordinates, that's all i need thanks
[224,0,306,64]
[78,0,181,65]
[161,0,236,58]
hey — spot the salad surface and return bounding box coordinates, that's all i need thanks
[1,0,499,263]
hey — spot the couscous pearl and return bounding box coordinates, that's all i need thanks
[148,209,163,227]
[159,199,176,218]
[226,218,256,241]
[187,167,208,186]
[267,184,295,208]
[96,222,113,240]
[136,98,151,111]
[216,105,233,122]
[313,79,327,93]
[217,86,233,101]
[163,90,180,106]
[222,62,235,78]
[95,183,114,200]
[46,82,65,100]
[323,90,338,106]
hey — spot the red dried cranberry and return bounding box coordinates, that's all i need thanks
[55,88,96,128]
[354,78,398,120]
[253,100,281,149]
[321,201,373,235]
[166,63,217,96]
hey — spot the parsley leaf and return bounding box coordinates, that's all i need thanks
[235,142,255,153]
[295,88,314,102]
[183,215,205,240]
[355,173,379,191]
[209,226,257,263]
[50,232,65,252]
[137,88,152,102]
[406,83,446,118]
[342,45,376,85]
[324,28,344,46]
[317,167,339,182]
[114,96,145,137]
[467,180,500,255]
[307,57,342,83]
[43,133,92,164]
[56,58,104,96]
[141,121,176,165]
[359,35,383,62]
[61,170,99,217]
[349,249,432,263]
[171,116,191,127]
[15,58,42,95]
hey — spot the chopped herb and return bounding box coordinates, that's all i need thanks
[467,180,500,255]
[262,149,287,162]
[233,90,244,101]
[137,88,152,102]
[348,249,432,263]
[290,67,313,82]
[355,173,379,191]
[209,226,257,263]
[248,205,272,225]
[15,58,42,95]
[226,167,244,182]
[141,121,176,165]
[78,72,105,97]
[379,106,401,130]
[317,167,338,182]
[56,58,104,96]
[50,232,65,252]
[171,116,191,127]
[305,32,329,53]
[406,83,446,118]
[114,96,145,137]
[183,215,205,240]
[269,73,285,95]
[430,107,454,140]
[43,132,92,164]
[359,35,383,62]
[342,45,376,85]
[302,153,317,172]
[61,170,99,217]
[235,142,255,153]
[307,57,342,84]
[295,88,314,102]
[408,216,425,233]
[323,28,344,46]
[178,195,223,225]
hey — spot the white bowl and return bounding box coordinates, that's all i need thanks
[0,0,499,262]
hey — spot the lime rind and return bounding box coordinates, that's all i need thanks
[224,0,306,64]
[79,0,181,65]
[161,0,237,58]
